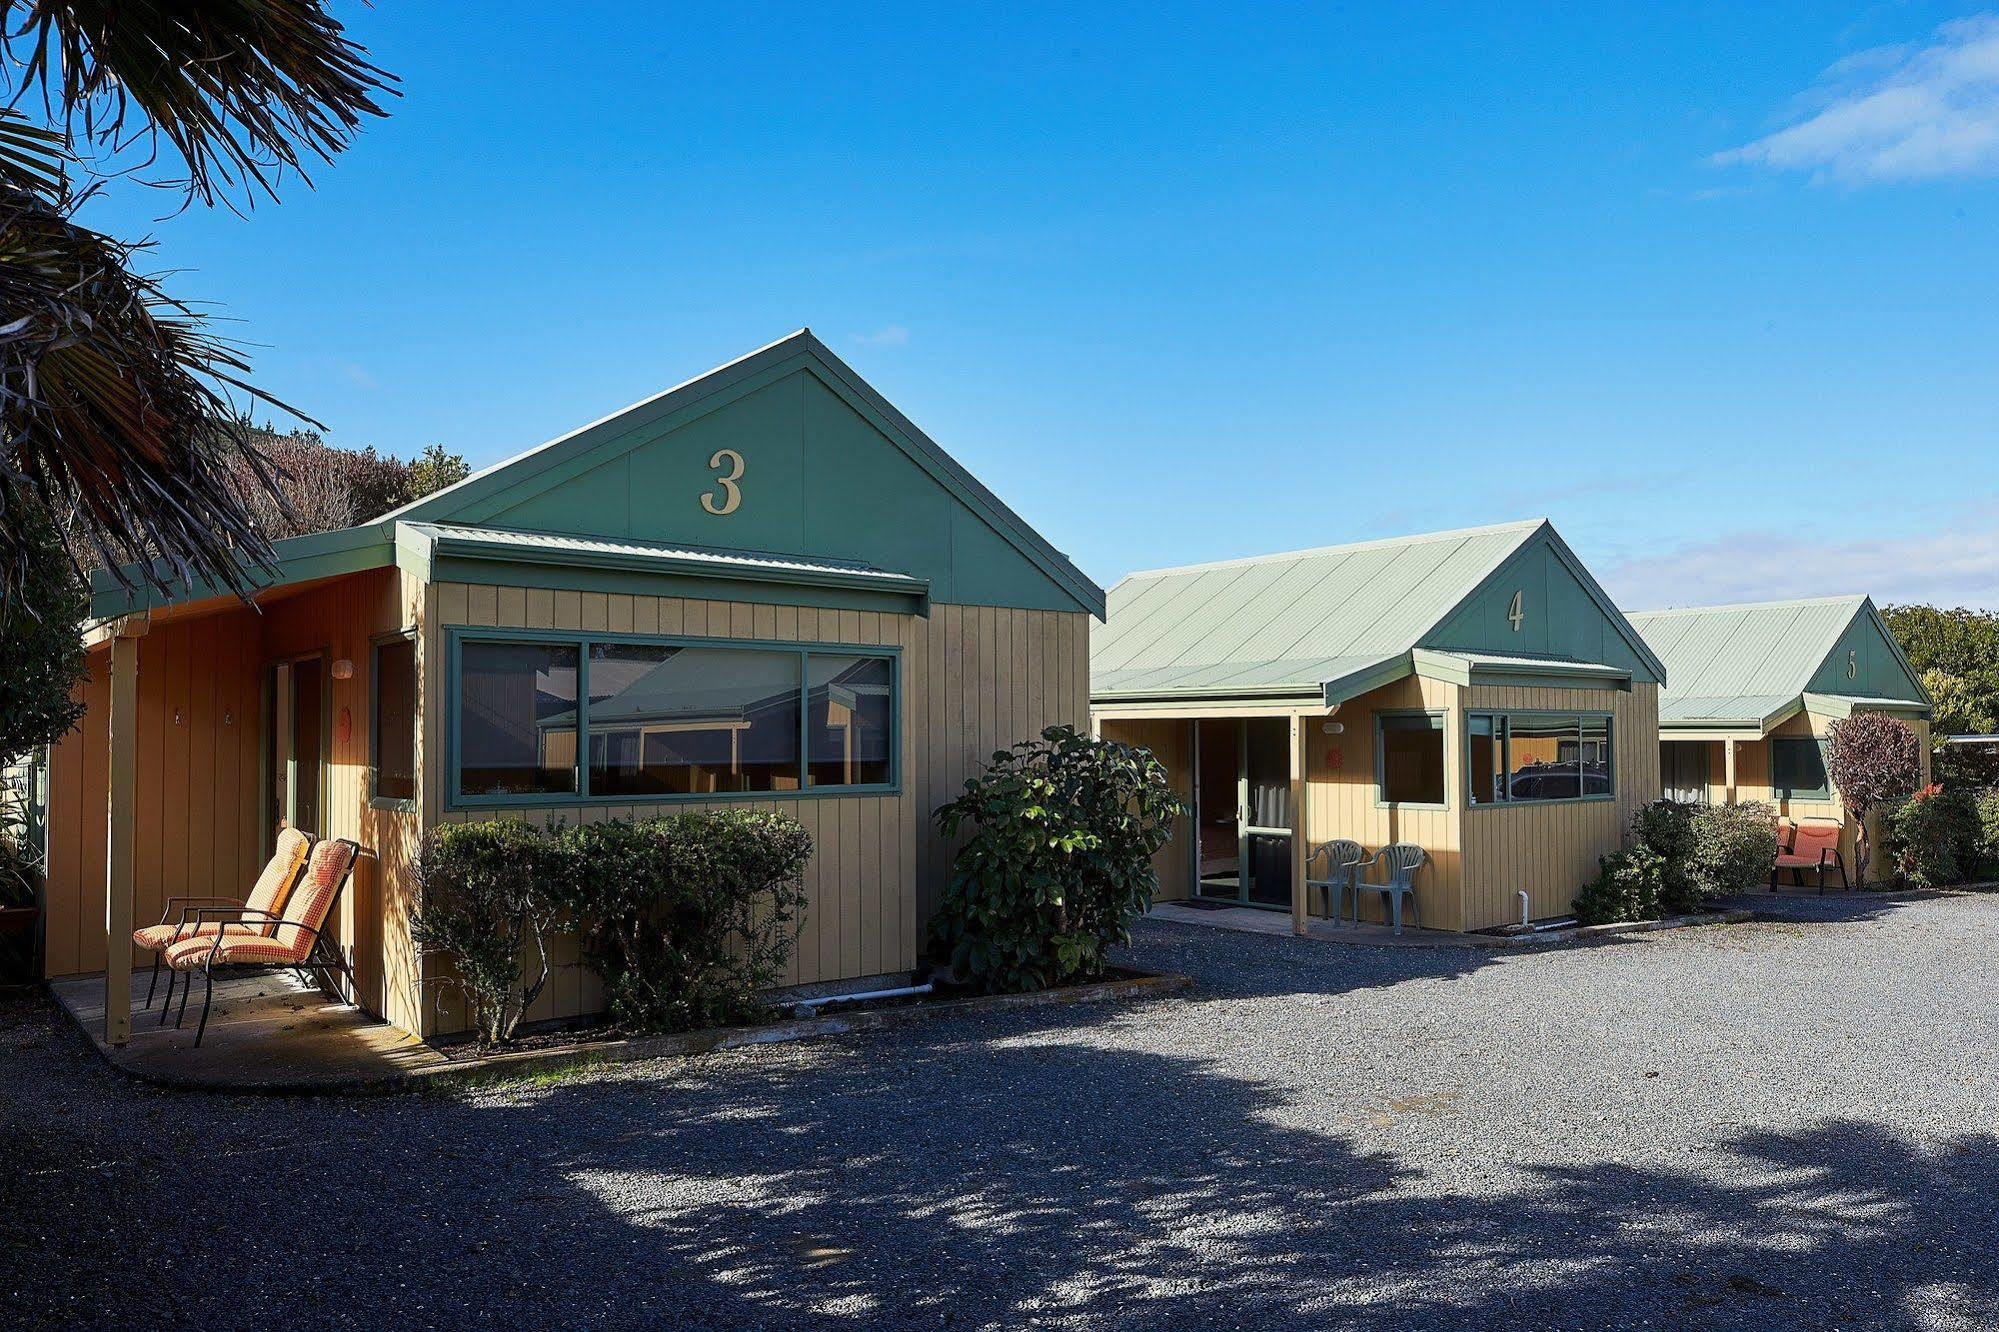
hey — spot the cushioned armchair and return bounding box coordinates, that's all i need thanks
[163,837,364,1046]
[133,827,313,1008]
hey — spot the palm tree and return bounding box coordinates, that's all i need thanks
[0,0,397,606]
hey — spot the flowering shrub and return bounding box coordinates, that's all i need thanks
[1884,784,1981,889]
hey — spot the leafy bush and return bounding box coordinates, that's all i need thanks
[930,725,1181,994]
[1629,799,1701,914]
[1686,800,1781,900]
[1825,713,1923,884]
[0,506,87,760]
[411,820,567,1045]
[1573,845,1666,925]
[556,811,814,1034]
[1884,785,1982,889]
[1977,790,1999,882]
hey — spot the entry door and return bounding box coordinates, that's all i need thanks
[267,656,328,843]
[1239,719,1293,907]
[1193,718,1294,908]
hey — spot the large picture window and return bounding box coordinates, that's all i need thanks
[1467,712,1613,807]
[451,631,897,805]
[1376,713,1446,806]
[1770,737,1831,801]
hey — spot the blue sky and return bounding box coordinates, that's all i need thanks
[85,3,1999,609]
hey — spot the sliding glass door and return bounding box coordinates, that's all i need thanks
[1194,717,1293,909]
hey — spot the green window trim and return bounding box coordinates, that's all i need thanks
[1770,736,1832,802]
[1374,710,1449,810]
[1466,709,1616,809]
[369,628,419,811]
[444,625,901,810]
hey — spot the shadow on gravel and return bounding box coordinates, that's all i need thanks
[6,986,1998,1331]
[1121,916,1505,1003]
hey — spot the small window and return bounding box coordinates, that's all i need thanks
[1378,714,1445,806]
[807,654,894,787]
[587,643,802,796]
[457,640,581,797]
[1771,737,1831,801]
[371,635,417,804]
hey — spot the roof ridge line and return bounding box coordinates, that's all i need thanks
[1114,519,1546,582]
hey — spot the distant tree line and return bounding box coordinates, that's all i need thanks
[1883,604,1999,787]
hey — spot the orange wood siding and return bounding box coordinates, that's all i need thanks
[1096,717,1194,902]
[39,569,427,1034]
[421,586,1088,1038]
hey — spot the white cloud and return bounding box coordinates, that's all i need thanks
[852,324,910,347]
[1601,503,1999,611]
[1714,15,1999,183]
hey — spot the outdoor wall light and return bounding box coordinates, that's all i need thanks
[330,658,356,680]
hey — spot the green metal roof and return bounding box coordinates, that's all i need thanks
[1092,519,1662,707]
[1628,595,1930,731]
[401,523,929,601]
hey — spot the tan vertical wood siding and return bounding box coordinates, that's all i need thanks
[1308,675,1466,930]
[422,587,1088,1037]
[1460,681,1660,929]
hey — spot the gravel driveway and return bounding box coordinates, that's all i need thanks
[5,890,1998,1331]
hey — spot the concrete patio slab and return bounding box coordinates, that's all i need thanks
[49,971,448,1091]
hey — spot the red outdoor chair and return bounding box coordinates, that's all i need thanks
[1772,818,1849,894]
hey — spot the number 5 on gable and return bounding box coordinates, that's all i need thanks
[701,448,744,515]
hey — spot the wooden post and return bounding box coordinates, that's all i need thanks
[1723,738,1738,805]
[1290,712,1309,936]
[105,615,147,1047]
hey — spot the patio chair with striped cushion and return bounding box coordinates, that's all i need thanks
[164,837,365,1047]
[135,827,313,1010]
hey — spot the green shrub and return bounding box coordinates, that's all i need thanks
[412,820,567,1045]
[1884,785,1981,889]
[1573,844,1666,925]
[1976,789,1999,882]
[556,810,814,1034]
[930,725,1181,994]
[1630,799,1700,914]
[1686,800,1780,900]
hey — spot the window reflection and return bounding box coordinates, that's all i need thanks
[807,654,893,787]
[457,641,580,796]
[586,644,801,796]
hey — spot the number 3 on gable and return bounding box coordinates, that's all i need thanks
[701,448,744,515]
[1508,590,1525,632]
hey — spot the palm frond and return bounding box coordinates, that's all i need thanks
[1,0,398,205]
[0,182,298,603]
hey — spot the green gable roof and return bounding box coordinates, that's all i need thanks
[1628,595,1931,733]
[382,329,1102,617]
[91,331,1103,621]
[1092,519,1664,707]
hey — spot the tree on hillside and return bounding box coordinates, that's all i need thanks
[0,1,397,610]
